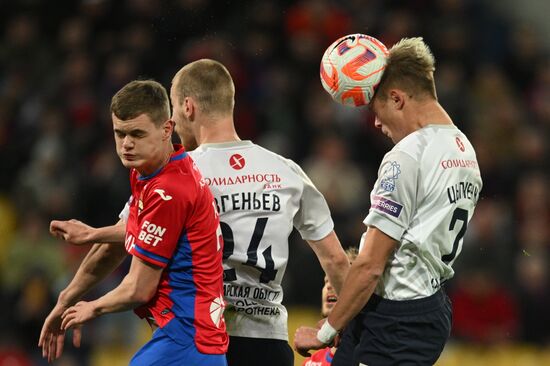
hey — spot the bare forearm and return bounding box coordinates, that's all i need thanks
[327,227,396,331]
[92,258,160,315]
[89,223,126,244]
[327,263,380,330]
[92,276,149,315]
[59,244,127,305]
[308,231,350,294]
[321,256,349,295]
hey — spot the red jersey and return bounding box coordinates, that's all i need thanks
[303,347,334,366]
[124,145,228,354]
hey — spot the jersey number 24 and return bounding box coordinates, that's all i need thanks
[221,218,278,283]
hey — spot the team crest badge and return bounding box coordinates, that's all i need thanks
[380,161,401,192]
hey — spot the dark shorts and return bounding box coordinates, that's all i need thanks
[227,336,294,366]
[332,289,452,366]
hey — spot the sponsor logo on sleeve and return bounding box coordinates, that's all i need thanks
[380,161,401,192]
[371,195,403,218]
[138,220,167,246]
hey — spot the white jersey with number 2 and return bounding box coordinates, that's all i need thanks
[189,141,333,341]
[362,125,482,300]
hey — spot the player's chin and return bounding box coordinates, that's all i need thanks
[120,157,141,169]
[321,305,333,317]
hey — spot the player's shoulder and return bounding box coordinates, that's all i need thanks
[146,165,195,202]
[392,124,462,162]
[192,140,305,176]
[254,143,302,170]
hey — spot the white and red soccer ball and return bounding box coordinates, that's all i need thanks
[320,34,389,107]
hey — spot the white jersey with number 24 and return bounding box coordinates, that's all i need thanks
[189,141,333,341]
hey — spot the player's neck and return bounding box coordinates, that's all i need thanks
[137,143,174,176]
[197,116,241,144]
[412,100,453,129]
[392,101,453,143]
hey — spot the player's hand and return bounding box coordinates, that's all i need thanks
[315,318,341,347]
[50,219,95,245]
[294,326,325,357]
[61,301,99,330]
[39,302,82,363]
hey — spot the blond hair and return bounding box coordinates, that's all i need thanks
[345,247,359,263]
[110,80,170,126]
[172,59,235,115]
[376,37,436,100]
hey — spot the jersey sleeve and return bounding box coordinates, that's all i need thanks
[128,184,188,268]
[364,150,418,241]
[289,160,334,241]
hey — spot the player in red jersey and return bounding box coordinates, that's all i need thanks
[301,248,357,366]
[39,80,228,365]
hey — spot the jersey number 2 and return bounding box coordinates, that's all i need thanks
[221,218,278,283]
[442,208,468,264]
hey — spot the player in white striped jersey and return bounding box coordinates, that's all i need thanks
[169,59,350,366]
[295,37,482,365]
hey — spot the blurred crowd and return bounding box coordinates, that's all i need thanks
[0,0,548,364]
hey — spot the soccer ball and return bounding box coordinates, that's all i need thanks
[320,34,389,107]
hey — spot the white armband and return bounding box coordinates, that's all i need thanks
[316,320,338,345]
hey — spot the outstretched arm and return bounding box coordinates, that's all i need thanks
[296,227,397,355]
[61,256,162,330]
[58,241,129,305]
[39,220,128,363]
[50,219,126,245]
[307,230,350,294]
[326,227,396,330]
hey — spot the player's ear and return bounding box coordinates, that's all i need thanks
[162,119,175,140]
[389,89,405,110]
[183,97,195,122]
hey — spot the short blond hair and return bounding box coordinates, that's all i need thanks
[376,37,436,100]
[172,59,235,115]
[345,247,358,263]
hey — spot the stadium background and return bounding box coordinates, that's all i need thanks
[0,0,549,365]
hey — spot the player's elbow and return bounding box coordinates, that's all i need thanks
[130,290,155,305]
[127,282,156,305]
[355,259,385,284]
[323,250,350,276]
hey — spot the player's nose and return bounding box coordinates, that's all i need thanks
[122,136,134,149]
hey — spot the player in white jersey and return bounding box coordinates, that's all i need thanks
[295,37,482,365]
[190,142,333,341]
[169,59,349,366]
[42,59,351,366]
